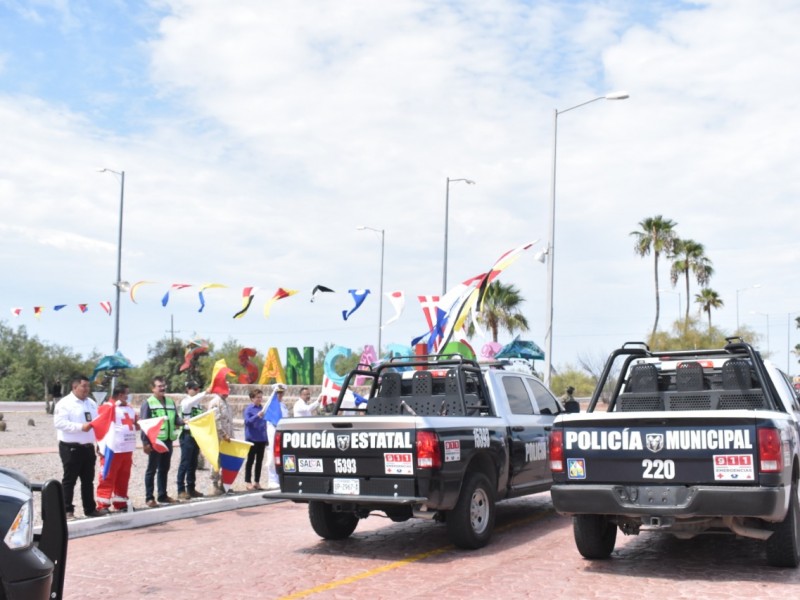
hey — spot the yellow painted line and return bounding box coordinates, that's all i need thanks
[279,508,555,599]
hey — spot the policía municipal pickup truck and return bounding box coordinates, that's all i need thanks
[272,355,567,549]
[549,339,800,567]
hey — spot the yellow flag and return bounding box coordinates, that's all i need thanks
[187,411,220,471]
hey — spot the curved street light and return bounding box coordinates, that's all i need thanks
[543,91,629,388]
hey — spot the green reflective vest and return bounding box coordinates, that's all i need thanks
[146,396,178,441]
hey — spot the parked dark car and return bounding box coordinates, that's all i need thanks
[0,467,67,600]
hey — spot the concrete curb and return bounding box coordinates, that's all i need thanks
[63,490,285,539]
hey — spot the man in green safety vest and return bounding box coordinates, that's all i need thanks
[140,376,183,507]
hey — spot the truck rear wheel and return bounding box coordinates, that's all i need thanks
[766,479,800,568]
[573,515,617,559]
[446,471,495,549]
[308,501,359,540]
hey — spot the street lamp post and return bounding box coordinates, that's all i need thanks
[542,91,629,388]
[357,226,385,355]
[735,284,761,331]
[99,168,126,354]
[443,177,475,294]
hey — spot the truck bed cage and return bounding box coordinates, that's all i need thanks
[332,355,493,417]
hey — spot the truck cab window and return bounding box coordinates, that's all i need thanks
[502,376,534,415]
[528,380,560,415]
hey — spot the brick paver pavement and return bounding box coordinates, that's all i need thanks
[64,493,800,599]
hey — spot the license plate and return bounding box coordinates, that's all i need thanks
[333,478,360,495]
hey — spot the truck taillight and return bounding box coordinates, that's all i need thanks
[416,431,441,469]
[550,430,564,473]
[758,428,783,473]
[274,431,282,469]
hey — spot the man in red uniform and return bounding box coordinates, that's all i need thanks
[96,385,139,512]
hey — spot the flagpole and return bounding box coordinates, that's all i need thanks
[357,226,386,357]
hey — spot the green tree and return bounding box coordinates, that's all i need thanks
[550,366,596,399]
[694,288,724,330]
[631,215,678,342]
[669,238,713,326]
[126,337,199,393]
[473,281,529,342]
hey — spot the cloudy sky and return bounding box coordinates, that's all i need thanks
[1,0,798,377]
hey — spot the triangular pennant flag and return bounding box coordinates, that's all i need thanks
[310,285,335,302]
[130,280,157,304]
[263,288,299,318]
[99,301,112,315]
[10,308,21,317]
[342,289,370,321]
[78,304,89,313]
[382,291,405,328]
[198,283,227,313]
[33,306,44,319]
[233,287,255,319]
[53,304,67,311]
[161,283,192,307]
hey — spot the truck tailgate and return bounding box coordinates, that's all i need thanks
[277,417,422,501]
[560,412,760,486]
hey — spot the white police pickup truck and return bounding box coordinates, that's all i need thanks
[549,339,800,567]
[272,355,568,549]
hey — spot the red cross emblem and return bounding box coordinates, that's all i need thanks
[121,412,135,430]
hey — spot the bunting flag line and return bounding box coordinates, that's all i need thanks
[10,308,21,317]
[310,284,335,302]
[263,287,299,318]
[233,286,255,319]
[129,280,157,303]
[99,301,112,315]
[342,289,370,321]
[187,410,220,471]
[218,439,253,491]
[33,306,44,319]
[78,304,89,313]
[161,283,192,307]
[417,295,441,351]
[382,291,405,328]
[53,304,67,311]
[138,417,169,453]
[476,240,537,311]
[198,283,227,313]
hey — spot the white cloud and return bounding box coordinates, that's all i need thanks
[1,0,799,375]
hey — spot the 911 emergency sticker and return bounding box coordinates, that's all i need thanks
[713,454,754,480]
[384,452,413,475]
[444,440,461,462]
[567,458,586,479]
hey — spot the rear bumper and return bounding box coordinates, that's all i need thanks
[270,492,428,505]
[551,484,788,522]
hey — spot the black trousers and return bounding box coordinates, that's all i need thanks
[59,442,96,515]
[245,441,267,483]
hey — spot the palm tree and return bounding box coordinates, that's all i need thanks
[695,288,724,330]
[631,215,678,341]
[669,238,714,326]
[474,281,529,342]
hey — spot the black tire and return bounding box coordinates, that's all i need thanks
[766,478,800,568]
[308,501,359,540]
[573,514,617,559]
[446,471,496,549]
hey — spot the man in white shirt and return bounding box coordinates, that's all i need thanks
[53,375,102,519]
[292,387,320,417]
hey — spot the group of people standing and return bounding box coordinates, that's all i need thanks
[53,374,318,518]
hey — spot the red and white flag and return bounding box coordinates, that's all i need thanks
[100,301,112,315]
[138,417,169,453]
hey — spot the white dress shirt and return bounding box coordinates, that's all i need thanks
[54,392,98,444]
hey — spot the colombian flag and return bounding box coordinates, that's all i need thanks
[219,439,253,491]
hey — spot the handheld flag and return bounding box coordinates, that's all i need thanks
[187,410,220,470]
[265,392,284,427]
[91,402,117,479]
[138,417,169,453]
[218,439,253,491]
